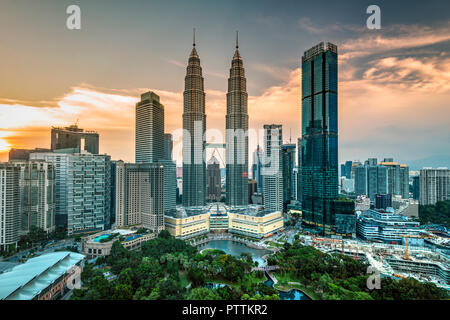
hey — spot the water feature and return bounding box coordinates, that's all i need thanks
[205,283,227,289]
[262,272,311,300]
[277,289,310,300]
[93,234,110,242]
[198,240,311,300]
[199,240,270,266]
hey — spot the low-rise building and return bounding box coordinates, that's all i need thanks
[228,210,283,239]
[0,251,84,300]
[385,254,449,285]
[332,198,356,238]
[164,203,284,240]
[356,208,421,244]
[81,229,156,259]
[165,207,210,240]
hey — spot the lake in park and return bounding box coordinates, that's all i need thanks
[198,240,270,266]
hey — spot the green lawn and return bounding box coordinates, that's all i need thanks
[204,271,266,290]
[265,241,283,248]
[179,271,190,288]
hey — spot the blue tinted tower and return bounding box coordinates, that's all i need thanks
[301,42,338,236]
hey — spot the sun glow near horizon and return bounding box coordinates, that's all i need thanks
[0,132,11,153]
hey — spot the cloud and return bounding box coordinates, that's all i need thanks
[340,23,450,60]
[361,56,450,92]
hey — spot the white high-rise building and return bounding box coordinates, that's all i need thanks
[0,163,20,251]
[115,163,165,233]
[11,160,55,234]
[262,124,283,212]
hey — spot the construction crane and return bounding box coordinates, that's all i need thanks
[400,234,435,260]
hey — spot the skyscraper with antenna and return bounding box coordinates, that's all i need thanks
[226,31,249,206]
[182,29,207,207]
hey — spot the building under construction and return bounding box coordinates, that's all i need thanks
[51,124,99,154]
[305,234,450,289]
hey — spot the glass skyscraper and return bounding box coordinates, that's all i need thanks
[301,42,338,236]
[281,143,296,211]
[252,146,264,194]
[296,138,302,203]
[354,158,410,202]
[164,133,173,161]
[31,151,111,235]
[226,35,249,207]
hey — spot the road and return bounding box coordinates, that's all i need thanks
[1,239,80,265]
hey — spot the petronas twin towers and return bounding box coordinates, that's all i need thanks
[182,31,248,207]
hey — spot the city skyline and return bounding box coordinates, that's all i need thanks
[1,0,450,168]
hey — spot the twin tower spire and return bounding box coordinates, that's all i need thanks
[182,29,249,207]
[193,28,239,48]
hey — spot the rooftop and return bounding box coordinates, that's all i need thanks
[0,251,84,300]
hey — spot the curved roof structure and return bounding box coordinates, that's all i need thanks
[0,251,84,300]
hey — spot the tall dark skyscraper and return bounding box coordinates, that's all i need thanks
[296,137,302,203]
[51,124,99,154]
[301,42,338,236]
[252,145,264,193]
[412,175,420,200]
[281,143,296,211]
[226,33,249,206]
[164,133,173,160]
[206,155,221,202]
[344,160,353,179]
[182,31,206,207]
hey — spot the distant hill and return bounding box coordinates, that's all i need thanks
[406,155,450,171]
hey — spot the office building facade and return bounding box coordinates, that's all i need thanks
[331,199,356,238]
[412,175,420,200]
[0,164,20,251]
[31,152,111,235]
[296,138,302,203]
[354,158,410,202]
[164,133,173,161]
[262,124,283,212]
[419,168,450,205]
[135,91,165,164]
[11,160,55,234]
[115,163,165,233]
[281,144,296,211]
[252,146,264,194]
[356,208,421,244]
[375,193,392,210]
[159,160,177,213]
[206,155,221,202]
